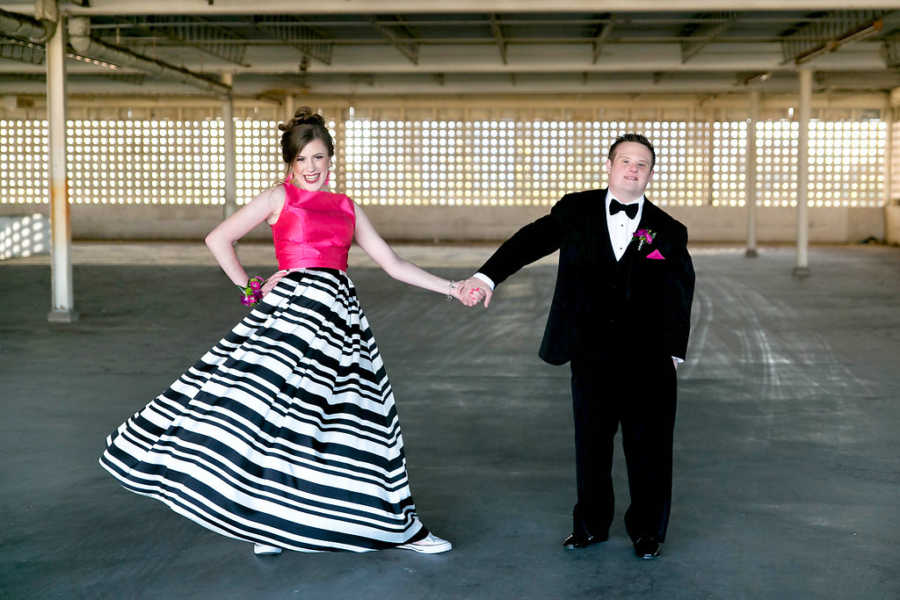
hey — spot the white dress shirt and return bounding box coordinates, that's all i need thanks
[606,194,644,262]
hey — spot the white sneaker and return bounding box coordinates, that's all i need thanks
[253,543,282,555]
[397,532,452,554]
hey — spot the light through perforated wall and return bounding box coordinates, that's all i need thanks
[0,116,886,208]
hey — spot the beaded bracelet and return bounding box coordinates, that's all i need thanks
[447,280,459,301]
[238,276,266,306]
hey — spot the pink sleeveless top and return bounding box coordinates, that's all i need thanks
[270,180,356,271]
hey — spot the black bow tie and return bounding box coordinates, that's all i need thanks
[609,199,639,219]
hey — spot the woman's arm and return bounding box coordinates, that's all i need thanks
[353,203,474,304]
[204,186,283,286]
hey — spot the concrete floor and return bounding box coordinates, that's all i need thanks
[2,243,899,600]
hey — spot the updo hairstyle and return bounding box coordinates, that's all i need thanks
[278,107,335,165]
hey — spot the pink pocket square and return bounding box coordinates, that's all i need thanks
[646,249,666,260]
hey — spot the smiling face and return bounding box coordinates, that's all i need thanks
[605,141,654,202]
[290,139,331,191]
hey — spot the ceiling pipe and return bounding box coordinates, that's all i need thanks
[0,7,55,42]
[67,16,230,95]
[794,18,884,65]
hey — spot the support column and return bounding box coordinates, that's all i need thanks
[885,97,893,206]
[221,73,237,219]
[793,69,812,278]
[705,117,715,206]
[46,11,77,323]
[887,90,900,245]
[745,90,760,258]
[284,93,295,122]
[333,107,347,194]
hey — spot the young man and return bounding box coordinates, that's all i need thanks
[462,134,695,559]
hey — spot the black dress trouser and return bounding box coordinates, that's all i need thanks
[570,353,677,543]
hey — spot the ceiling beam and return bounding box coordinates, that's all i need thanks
[369,15,418,65]
[488,13,507,65]
[67,16,231,93]
[0,41,887,75]
[0,6,49,40]
[3,91,890,112]
[122,16,249,67]
[680,12,737,64]
[8,70,898,96]
[885,38,900,69]
[50,1,900,16]
[592,18,614,64]
[251,16,333,65]
[74,16,900,29]
[79,35,886,46]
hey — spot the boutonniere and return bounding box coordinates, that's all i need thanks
[633,229,656,251]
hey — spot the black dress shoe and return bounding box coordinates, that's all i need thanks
[562,532,608,549]
[633,537,662,559]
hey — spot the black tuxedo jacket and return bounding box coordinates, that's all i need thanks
[479,188,695,365]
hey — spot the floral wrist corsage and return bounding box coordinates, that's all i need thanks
[238,276,265,306]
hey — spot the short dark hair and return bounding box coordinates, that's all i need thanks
[608,133,655,169]
[278,106,335,164]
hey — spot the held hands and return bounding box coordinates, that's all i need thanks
[458,277,493,308]
[449,281,478,307]
[448,278,490,307]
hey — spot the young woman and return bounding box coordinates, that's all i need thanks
[100,107,473,556]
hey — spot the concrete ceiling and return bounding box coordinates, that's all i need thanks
[0,2,898,96]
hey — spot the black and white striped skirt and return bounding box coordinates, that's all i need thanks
[100,269,427,552]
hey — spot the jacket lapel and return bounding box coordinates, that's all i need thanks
[621,197,663,298]
[630,197,663,259]
[574,188,615,266]
[594,189,616,265]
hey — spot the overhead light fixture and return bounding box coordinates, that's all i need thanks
[741,71,772,85]
[795,19,884,65]
[66,52,121,70]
